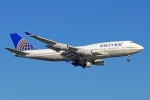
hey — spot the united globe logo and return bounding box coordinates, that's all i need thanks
[17,39,36,51]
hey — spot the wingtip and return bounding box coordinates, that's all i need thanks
[25,32,31,35]
[4,47,8,49]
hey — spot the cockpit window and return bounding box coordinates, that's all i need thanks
[130,41,134,43]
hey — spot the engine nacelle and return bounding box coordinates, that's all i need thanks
[78,50,92,56]
[93,59,104,66]
[52,43,69,51]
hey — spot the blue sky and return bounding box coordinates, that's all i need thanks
[0,0,150,100]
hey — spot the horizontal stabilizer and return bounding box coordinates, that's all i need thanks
[5,47,29,55]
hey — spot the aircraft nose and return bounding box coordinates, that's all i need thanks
[138,45,144,51]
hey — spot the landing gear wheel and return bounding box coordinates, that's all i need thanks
[82,66,85,69]
[82,63,86,69]
[127,59,130,62]
[127,55,130,62]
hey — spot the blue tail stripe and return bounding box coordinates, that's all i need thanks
[10,33,22,49]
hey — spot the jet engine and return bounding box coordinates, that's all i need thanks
[78,50,92,56]
[93,59,104,66]
[48,43,69,51]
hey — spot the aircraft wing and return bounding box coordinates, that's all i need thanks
[25,32,57,45]
[25,32,80,52]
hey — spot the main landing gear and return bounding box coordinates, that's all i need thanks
[72,60,87,68]
[72,59,80,67]
[127,55,130,62]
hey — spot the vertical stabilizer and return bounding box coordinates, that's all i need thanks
[10,33,37,51]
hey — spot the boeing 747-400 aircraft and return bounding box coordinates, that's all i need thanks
[5,32,144,68]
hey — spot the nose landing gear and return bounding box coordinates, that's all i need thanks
[127,55,130,62]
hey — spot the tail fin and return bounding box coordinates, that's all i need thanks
[10,33,37,51]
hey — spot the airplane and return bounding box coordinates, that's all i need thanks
[5,32,144,68]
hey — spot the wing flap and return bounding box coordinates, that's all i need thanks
[5,47,29,55]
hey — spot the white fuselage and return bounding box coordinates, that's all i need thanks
[14,41,143,61]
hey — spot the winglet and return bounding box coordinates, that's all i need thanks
[25,32,32,35]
